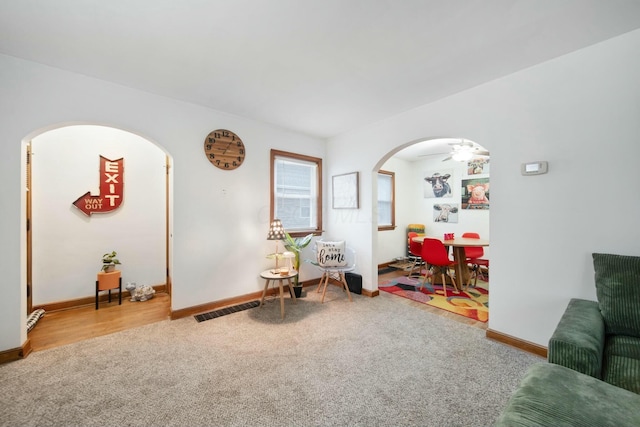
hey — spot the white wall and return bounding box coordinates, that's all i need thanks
[2,29,640,354]
[412,156,490,255]
[0,53,324,352]
[377,155,490,265]
[31,125,166,304]
[327,29,640,346]
[377,154,491,266]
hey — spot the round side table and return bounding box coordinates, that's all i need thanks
[259,269,298,319]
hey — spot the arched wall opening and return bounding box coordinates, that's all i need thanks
[23,124,172,317]
[371,136,490,290]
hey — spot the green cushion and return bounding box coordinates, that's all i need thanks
[495,363,640,427]
[593,253,640,338]
[548,298,604,379]
[602,335,640,394]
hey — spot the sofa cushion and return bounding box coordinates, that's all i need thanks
[495,362,640,427]
[592,252,640,338]
[602,335,640,394]
[547,298,604,379]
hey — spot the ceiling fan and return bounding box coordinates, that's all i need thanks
[440,139,490,162]
[413,138,490,162]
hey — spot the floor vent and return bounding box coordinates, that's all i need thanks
[194,300,260,322]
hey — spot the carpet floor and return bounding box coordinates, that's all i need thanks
[379,275,489,322]
[1,285,538,427]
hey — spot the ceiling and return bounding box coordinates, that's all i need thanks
[2,0,640,151]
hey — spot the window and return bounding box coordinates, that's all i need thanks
[378,170,395,231]
[271,149,322,236]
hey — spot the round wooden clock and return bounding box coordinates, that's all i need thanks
[203,129,246,170]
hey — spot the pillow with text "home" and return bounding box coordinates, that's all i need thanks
[317,241,347,267]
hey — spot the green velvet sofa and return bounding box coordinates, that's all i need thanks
[548,253,640,394]
[495,252,640,426]
[494,362,640,427]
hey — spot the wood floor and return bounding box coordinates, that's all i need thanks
[27,268,486,353]
[28,292,171,352]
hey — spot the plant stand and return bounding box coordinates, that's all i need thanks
[96,270,122,309]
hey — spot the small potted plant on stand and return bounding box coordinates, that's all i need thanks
[284,232,313,297]
[101,251,121,272]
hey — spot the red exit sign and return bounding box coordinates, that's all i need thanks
[72,156,124,216]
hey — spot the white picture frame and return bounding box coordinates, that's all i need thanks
[332,172,359,209]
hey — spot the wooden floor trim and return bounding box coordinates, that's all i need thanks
[486,328,547,358]
[0,341,31,364]
[13,267,545,365]
[35,284,167,313]
[171,279,322,320]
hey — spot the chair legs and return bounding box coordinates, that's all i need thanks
[419,265,431,290]
[407,256,423,278]
[469,263,488,286]
[420,266,458,297]
[316,271,352,303]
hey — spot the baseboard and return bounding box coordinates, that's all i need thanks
[378,261,395,269]
[486,329,547,358]
[171,279,324,320]
[34,283,167,312]
[0,339,32,365]
[171,276,382,320]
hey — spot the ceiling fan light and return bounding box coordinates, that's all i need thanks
[452,150,473,162]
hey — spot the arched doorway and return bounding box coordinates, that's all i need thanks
[373,137,490,323]
[25,124,172,346]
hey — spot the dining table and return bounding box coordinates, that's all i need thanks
[412,235,489,288]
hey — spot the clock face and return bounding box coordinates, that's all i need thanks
[203,129,246,170]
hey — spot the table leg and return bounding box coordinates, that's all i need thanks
[453,247,470,290]
[260,279,270,307]
[287,277,297,303]
[278,279,285,319]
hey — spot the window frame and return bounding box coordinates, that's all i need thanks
[377,169,396,231]
[270,149,323,238]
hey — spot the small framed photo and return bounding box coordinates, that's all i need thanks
[332,172,359,209]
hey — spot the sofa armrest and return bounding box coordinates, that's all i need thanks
[548,298,605,379]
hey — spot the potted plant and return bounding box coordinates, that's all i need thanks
[284,232,313,297]
[101,251,121,272]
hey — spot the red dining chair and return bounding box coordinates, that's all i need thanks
[420,238,459,297]
[407,232,424,278]
[462,232,489,286]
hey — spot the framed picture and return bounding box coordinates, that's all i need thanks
[423,169,453,198]
[461,177,490,210]
[433,203,459,223]
[467,157,490,175]
[332,172,359,209]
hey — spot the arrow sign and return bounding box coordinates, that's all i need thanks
[73,156,125,216]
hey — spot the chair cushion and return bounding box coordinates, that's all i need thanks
[316,241,347,267]
[593,253,640,338]
[602,335,640,394]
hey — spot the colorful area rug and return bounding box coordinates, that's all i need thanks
[379,275,489,322]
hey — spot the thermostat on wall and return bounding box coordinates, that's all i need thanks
[521,161,548,176]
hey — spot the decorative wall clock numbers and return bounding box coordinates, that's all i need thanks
[203,129,246,170]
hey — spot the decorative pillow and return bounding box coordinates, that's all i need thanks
[317,241,347,267]
[593,253,640,337]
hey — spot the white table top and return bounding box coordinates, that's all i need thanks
[260,269,298,280]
